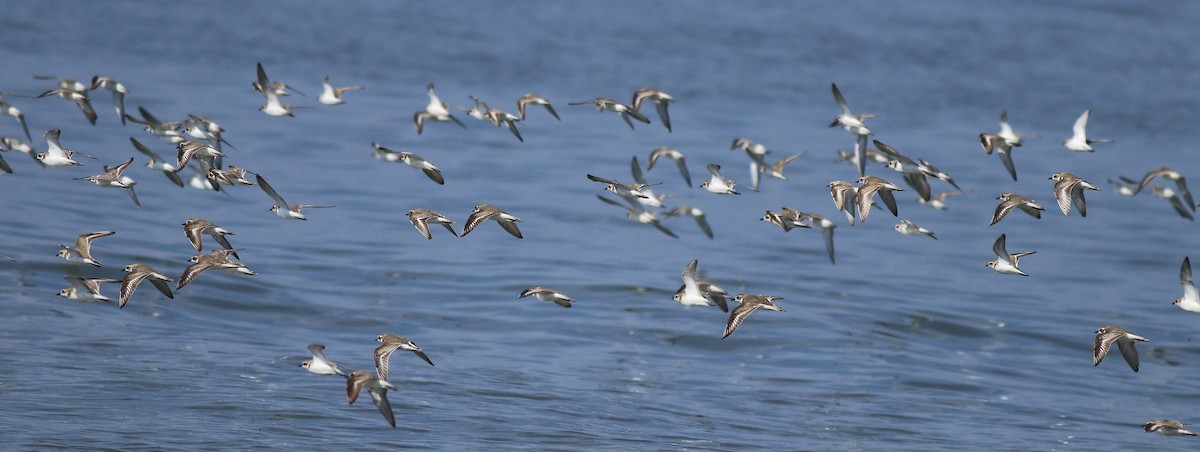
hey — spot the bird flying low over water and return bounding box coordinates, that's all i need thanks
[345,371,397,428]
[130,137,184,187]
[647,146,692,187]
[516,93,560,121]
[38,129,94,167]
[1174,257,1200,313]
[372,143,445,185]
[300,343,346,376]
[854,175,903,223]
[631,87,675,132]
[76,157,140,207]
[664,205,713,239]
[58,231,115,268]
[596,195,678,238]
[1063,109,1111,152]
[569,97,650,130]
[723,294,784,339]
[375,333,435,380]
[461,204,523,239]
[36,76,98,125]
[894,219,936,240]
[183,218,238,258]
[57,276,119,303]
[1143,419,1197,437]
[519,287,575,308]
[828,180,859,225]
[673,259,728,312]
[1049,172,1099,217]
[119,264,174,309]
[176,249,256,290]
[256,63,306,117]
[318,75,363,105]
[987,234,1035,276]
[990,193,1045,226]
[89,75,127,124]
[829,83,875,177]
[407,209,458,240]
[414,83,466,133]
[256,174,335,220]
[0,96,32,141]
[1132,167,1193,212]
[1093,325,1148,372]
[701,164,740,195]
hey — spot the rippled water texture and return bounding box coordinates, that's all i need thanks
[2,1,1200,450]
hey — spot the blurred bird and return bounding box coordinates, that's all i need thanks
[701,164,740,195]
[0,97,32,141]
[119,264,174,308]
[894,219,936,240]
[647,146,692,187]
[256,63,305,117]
[130,137,183,187]
[596,195,677,238]
[1133,167,1193,211]
[1063,109,1111,152]
[372,143,445,185]
[89,75,127,124]
[516,93,560,121]
[414,83,466,133]
[855,175,903,223]
[829,83,875,176]
[664,205,713,239]
[568,97,649,130]
[631,87,675,132]
[317,75,363,105]
[36,77,97,125]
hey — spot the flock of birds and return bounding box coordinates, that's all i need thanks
[2,63,1197,435]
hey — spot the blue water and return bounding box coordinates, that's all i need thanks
[2,1,1200,449]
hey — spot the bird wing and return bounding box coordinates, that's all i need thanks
[1182,257,1199,302]
[831,83,852,116]
[368,386,396,428]
[255,174,290,207]
[992,234,1009,261]
[1072,109,1090,140]
[822,226,836,265]
[722,301,762,339]
[1116,339,1140,372]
